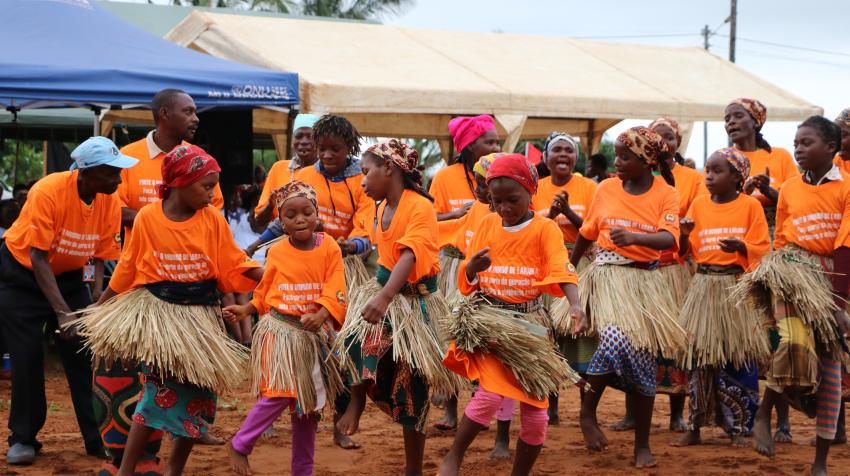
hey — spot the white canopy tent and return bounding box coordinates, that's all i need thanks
[162,11,821,157]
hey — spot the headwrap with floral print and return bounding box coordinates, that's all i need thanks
[649,117,682,146]
[713,147,751,179]
[835,108,850,127]
[272,180,318,210]
[366,139,419,174]
[616,126,668,166]
[729,98,767,129]
[473,152,505,178]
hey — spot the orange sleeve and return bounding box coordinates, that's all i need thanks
[117,168,130,208]
[214,213,260,293]
[534,219,578,296]
[108,219,142,294]
[249,251,276,316]
[317,239,347,328]
[393,198,439,283]
[833,184,850,250]
[94,197,122,261]
[578,185,603,242]
[211,183,225,211]
[774,188,790,250]
[255,174,275,218]
[744,200,771,269]
[657,187,681,252]
[350,184,376,239]
[430,171,451,214]
[24,186,58,252]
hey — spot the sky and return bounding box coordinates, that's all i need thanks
[386,0,850,166]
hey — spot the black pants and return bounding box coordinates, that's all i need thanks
[0,244,101,452]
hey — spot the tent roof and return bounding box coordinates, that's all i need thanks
[0,0,298,110]
[167,11,820,125]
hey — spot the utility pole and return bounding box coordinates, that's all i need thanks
[729,0,737,63]
[702,24,710,163]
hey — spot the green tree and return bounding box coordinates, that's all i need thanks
[169,0,413,20]
[0,140,43,187]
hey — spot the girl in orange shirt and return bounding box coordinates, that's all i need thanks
[334,140,459,475]
[732,116,850,475]
[223,181,346,476]
[834,108,850,175]
[75,145,263,476]
[570,126,685,469]
[533,132,598,426]
[439,153,587,476]
[672,148,770,448]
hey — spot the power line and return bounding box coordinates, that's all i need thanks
[572,33,698,40]
[734,47,850,69]
[715,34,850,59]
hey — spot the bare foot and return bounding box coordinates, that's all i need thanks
[811,462,828,476]
[753,413,775,457]
[730,435,749,447]
[634,447,656,469]
[489,441,511,460]
[438,452,461,476]
[431,393,448,409]
[670,430,701,447]
[610,415,634,432]
[434,411,458,431]
[228,443,252,476]
[669,416,688,433]
[334,429,361,450]
[198,431,224,445]
[773,426,793,444]
[580,414,609,451]
[336,406,361,436]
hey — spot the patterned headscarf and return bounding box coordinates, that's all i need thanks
[616,127,668,166]
[835,108,850,127]
[713,147,751,179]
[448,115,496,152]
[271,180,318,210]
[473,152,505,177]
[159,144,221,199]
[486,153,539,195]
[543,131,580,158]
[649,117,682,146]
[729,98,767,129]
[366,139,419,173]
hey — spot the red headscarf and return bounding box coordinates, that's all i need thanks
[159,144,221,199]
[448,115,496,152]
[485,153,538,195]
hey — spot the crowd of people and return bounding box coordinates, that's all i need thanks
[1,86,849,476]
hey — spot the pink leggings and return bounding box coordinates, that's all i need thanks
[232,397,318,476]
[464,389,547,445]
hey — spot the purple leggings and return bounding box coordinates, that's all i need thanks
[232,396,318,476]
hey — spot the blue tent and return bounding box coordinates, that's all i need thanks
[0,0,299,110]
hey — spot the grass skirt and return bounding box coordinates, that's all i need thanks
[729,245,841,356]
[438,249,463,299]
[250,311,345,415]
[681,272,770,369]
[447,294,586,400]
[579,262,687,358]
[335,278,464,398]
[75,287,248,394]
[344,255,371,294]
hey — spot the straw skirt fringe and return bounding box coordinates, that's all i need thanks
[729,246,841,355]
[438,254,463,299]
[250,313,345,414]
[680,273,770,369]
[335,278,464,397]
[74,287,247,394]
[448,295,587,400]
[580,262,687,358]
[659,262,693,307]
[344,255,371,293]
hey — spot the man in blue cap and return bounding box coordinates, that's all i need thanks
[0,136,136,465]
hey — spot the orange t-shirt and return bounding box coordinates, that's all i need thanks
[834,153,850,176]
[293,165,374,240]
[438,200,491,254]
[774,173,850,256]
[118,135,224,214]
[374,189,440,283]
[532,175,597,244]
[4,171,121,274]
[740,147,800,206]
[109,201,259,294]
[430,163,476,215]
[671,163,708,218]
[251,232,346,326]
[685,194,769,270]
[580,176,681,262]
[254,159,296,219]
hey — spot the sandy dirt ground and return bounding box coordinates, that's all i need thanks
[1,354,850,475]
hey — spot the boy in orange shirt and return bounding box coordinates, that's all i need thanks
[672,148,770,447]
[733,116,850,476]
[75,145,262,476]
[0,137,135,465]
[223,181,346,476]
[570,127,685,468]
[440,153,587,476]
[335,140,458,475]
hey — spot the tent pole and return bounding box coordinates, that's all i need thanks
[92,107,102,136]
[283,108,297,162]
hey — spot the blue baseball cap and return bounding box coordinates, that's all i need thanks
[69,137,139,171]
[293,113,320,131]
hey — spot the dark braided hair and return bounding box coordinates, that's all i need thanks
[364,151,435,203]
[313,114,362,157]
[673,152,686,165]
[799,115,842,155]
[754,129,772,153]
[456,147,477,197]
[656,151,676,187]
